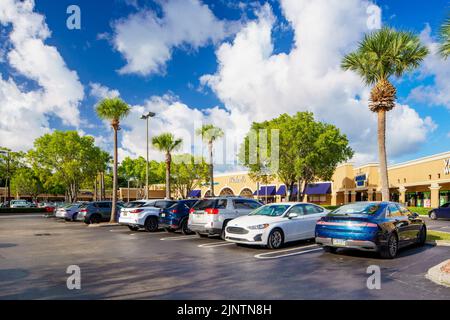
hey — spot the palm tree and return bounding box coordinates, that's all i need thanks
[152,133,183,199]
[440,15,450,58]
[196,124,224,197]
[96,97,130,223]
[342,27,428,201]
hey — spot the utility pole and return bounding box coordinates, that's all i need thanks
[141,111,156,200]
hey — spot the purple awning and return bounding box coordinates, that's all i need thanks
[304,183,332,195]
[254,186,276,196]
[188,190,201,198]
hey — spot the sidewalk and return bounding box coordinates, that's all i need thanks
[426,259,450,287]
[87,222,122,228]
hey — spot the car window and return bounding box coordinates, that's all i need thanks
[442,203,450,208]
[250,204,291,217]
[217,199,227,209]
[154,201,176,209]
[233,199,260,210]
[193,199,216,210]
[286,205,304,215]
[96,202,111,208]
[387,204,401,217]
[303,204,323,215]
[398,205,411,217]
[330,203,381,216]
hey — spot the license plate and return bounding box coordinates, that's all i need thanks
[332,239,346,246]
[122,213,127,217]
[161,213,166,217]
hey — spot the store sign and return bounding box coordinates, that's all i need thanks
[445,159,450,175]
[355,174,367,187]
[229,176,246,184]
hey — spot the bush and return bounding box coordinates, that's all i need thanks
[0,208,47,214]
[408,207,432,216]
[323,205,340,211]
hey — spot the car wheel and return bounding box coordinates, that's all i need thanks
[220,221,230,240]
[181,220,193,235]
[416,226,427,246]
[323,246,337,253]
[128,226,139,231]
[267,228,284,249]
[197,232,209,238]
[429,211,437,220]
[89,214,101,224]
[144,216,158,232]
[380,233,399,259]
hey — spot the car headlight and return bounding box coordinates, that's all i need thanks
[248,224,269,230]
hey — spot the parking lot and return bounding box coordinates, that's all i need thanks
[0,214,449,300]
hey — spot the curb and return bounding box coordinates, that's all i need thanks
[426,259,450,288]
[426,240,450,247]
[88,223,122,228]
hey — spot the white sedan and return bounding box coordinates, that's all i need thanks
[224,202,329,249]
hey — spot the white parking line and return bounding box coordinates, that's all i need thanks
[198,242,236,248]
[160,235,199,241]
[254,244,322,260]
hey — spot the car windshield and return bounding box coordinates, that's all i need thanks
[249,205,290,217]
[330,203,381,216]
[193,199,217,210]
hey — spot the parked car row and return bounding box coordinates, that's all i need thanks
[50,197,428,259]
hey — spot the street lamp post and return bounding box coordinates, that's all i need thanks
[140,111,156,200]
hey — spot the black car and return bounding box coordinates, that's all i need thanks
[429,202,450,220]
[316,202,427,259]
[159,199,199,234]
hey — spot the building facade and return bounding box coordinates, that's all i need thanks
[188,151,450,208]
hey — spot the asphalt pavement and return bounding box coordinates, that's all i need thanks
[0,215,449,299]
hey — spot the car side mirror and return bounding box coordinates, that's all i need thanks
[288,213,298,219]
[411,212,419,218]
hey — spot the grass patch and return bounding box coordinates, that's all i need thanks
[408,207,432,216]
[427,230,450,242]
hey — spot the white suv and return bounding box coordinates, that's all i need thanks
[188,197,262,239]
[119,199,177,232]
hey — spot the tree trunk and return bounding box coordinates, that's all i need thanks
[110,128,118,223]
[296,178,301,202]
[378,110,390,201]
[209,140,214,197]
[165,152,171,199]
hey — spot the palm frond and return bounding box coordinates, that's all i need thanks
[152,133,183,153]
[439,16,450,58]
[196,124,224,142]
[96,98,130,122]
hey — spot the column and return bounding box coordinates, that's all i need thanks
[375,190,382,201]
[429,183,441,209]
[331,193,337,206]
[350,191,356,203]
[398,186,407,205]
[343,191,349,204]
[367,189,374,201]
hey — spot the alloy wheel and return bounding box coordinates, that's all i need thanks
[270,230,283,248]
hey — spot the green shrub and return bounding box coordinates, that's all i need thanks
[323,205,340,211]
[407,207,432,216]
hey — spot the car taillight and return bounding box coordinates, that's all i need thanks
[363,222,378,228]
[80,209,87,213]
[189,208,195,214]
[205,208,219,214]
[171,209,178,213]
[130,209,144,214]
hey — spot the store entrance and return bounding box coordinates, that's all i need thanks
[356,191,368,202]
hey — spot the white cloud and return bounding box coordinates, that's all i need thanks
[408,24,450,108]
[0,0,84,151]
[200,0,436,165]
[111,0,237,76]
[89,82,120,100]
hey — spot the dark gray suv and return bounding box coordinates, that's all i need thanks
[76,201,123,224]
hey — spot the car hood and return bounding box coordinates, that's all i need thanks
[228,215,285,227]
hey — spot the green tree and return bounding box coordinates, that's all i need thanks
[11,167,43,201]
[152,133,183,199]
[196,124,224,197]
[0,148,25,202]
[240,112,353,201]
[342,27,428,201]
[96,97,130,222]
[171,154,209,199]
[28,131,109,203]
[440,15,450,58]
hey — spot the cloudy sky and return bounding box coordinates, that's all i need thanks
[0,0,449,172]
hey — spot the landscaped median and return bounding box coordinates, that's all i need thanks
[426,259,450,288]
[426,230,450,246]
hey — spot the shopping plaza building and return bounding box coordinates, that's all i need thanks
[189,151,450,208]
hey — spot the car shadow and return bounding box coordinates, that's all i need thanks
[332,243,435,259]
[0,243,17,249]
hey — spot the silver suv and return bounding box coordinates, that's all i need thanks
[188,197,262,239]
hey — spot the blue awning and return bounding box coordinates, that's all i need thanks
[253,186,276,196]
[304,183,332,195]
[188,190,201,198]
[276,185,286,195]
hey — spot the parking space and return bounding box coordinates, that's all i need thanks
[0,215,450,299]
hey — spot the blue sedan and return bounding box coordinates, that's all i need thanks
[315,202,427,259]
[429,202,450,220]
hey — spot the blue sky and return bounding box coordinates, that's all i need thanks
[0,0,449,172]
